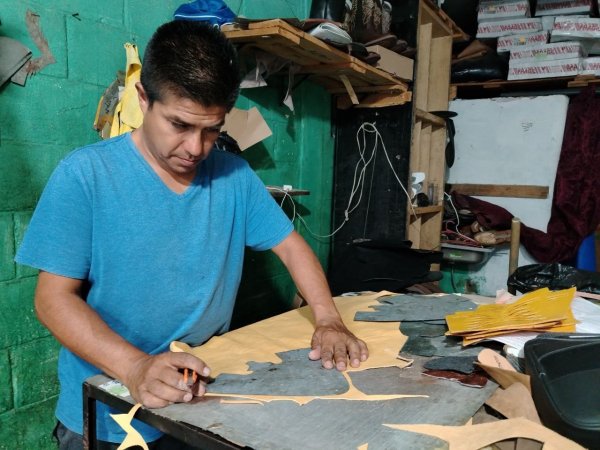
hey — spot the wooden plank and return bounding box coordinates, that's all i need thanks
[427,35,453,109]
[415,109,446,127]
[340,75,359,105]
[421,0,469,41]
[414,205,444,215]
[346,91,412,108]
[420,1,453,38]
[449,183,549,199]
[415,23,433,111]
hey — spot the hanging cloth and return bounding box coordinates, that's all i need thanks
[109,43,143,138]
[520,86,600,262]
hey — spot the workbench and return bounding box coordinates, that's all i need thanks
[82,295,498,450]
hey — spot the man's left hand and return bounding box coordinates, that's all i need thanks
[309,321,369,371]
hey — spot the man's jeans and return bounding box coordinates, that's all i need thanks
[53,422,198,450]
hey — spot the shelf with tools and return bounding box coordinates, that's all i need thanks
[407,0,466,252]
[222,19,411,108]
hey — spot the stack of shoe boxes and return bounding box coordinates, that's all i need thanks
[507,0,600,79]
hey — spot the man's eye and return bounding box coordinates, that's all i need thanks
[172,122,188,130]
[206,128,221,134]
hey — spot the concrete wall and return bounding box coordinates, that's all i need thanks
[0,0,333,447]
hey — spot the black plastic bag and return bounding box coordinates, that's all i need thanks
[508,263,600,294]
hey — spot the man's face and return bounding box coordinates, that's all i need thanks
[135,83,227,181]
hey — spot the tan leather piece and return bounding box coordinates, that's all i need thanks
[384,417,585,450]
[446,288,577,345]
[477,363,531,392]
[171,291,410,378]
[485,383,541,424]
[109,403,149,450]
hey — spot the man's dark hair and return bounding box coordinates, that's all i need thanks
[141,20,240,110]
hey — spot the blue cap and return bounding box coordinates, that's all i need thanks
[173,0,236,26]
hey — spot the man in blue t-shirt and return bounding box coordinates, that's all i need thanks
[16,20,368,449]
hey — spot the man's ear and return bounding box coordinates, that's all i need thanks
[135,82,149,114]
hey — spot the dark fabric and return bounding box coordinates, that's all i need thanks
[450,192,513,230]
[519,87,600,263]
[328,239,443,295]
[53,421,199,450]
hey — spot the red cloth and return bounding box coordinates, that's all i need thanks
[451,88,600,263]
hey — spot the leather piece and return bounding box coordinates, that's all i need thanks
[421,369,489,388]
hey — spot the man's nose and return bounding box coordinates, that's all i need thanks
[185,132,208,158]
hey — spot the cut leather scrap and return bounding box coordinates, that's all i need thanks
[421,369,488,388]
[0,36,32,87]
[354,294,477,322]
[171,291,409,378]
[208,371,426,405]
[477,363,531,392]
[445,288,577,345]
[485,383,541,424]
[423,356,478,374]
[110,43,143,137]
[384,417,585,450]
[109,403,149,450]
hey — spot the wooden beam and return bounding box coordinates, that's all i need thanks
[448,184,549,199]
[340,75,359,105]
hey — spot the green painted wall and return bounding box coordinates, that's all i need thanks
[0,0,333,447]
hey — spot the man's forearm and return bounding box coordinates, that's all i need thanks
[272,231,342,324]
[35,272,146,382]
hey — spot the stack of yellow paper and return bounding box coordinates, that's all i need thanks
[445,287,577,346]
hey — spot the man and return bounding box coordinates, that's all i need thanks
[16,20,368,449]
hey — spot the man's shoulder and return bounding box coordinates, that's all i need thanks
[62,134,131,166]
[207,149,252,174]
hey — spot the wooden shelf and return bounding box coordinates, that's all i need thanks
[223,19,411,107]
[267,186,310,198]
[452,75,600,99]
[412,205,444,216]
[407,0,456,252]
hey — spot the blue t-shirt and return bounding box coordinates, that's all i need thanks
[15,133,293,442]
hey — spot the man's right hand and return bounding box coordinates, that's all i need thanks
[124,352,211,408]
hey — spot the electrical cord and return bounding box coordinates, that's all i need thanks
[268,121,416,241]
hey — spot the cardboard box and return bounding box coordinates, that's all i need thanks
[551,16,600,40]
[509,41,586,62]
[477,18,543,38]
[581,56,600,74]
[367,45,414,81]
[535,0,592,16]
[478,0,530,22]
[508,57,582,79]
[497,31,549,53]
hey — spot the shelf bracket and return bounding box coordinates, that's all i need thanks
[339,75,359,105]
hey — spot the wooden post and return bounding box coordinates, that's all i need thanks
[508,217,521,294]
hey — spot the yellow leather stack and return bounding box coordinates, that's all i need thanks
[446,287,577,346]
